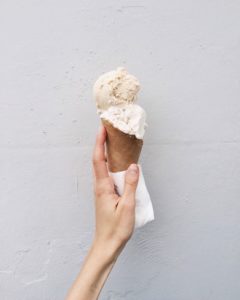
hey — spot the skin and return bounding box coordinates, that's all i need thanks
[66,125,139,300]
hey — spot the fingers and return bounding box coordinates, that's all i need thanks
[121,164,139,206]
[92,124,109,180]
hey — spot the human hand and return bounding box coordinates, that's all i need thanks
[92,125,139,260]
[66,125,139,300]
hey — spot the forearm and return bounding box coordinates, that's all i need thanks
[66,241,119,300]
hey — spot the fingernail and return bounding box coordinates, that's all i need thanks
[128,164,138,173]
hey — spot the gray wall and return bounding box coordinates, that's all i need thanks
[1,1,240,299]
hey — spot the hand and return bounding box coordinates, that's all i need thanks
[92,124,139,260]
[66,125,139,300]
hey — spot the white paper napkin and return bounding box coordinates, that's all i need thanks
[109,165,154,228]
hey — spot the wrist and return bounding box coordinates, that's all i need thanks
[91,238,124,265]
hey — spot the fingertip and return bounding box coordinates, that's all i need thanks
[121,165,139,209]
[126,164,139,182]
[125,164,139,188]
[92,122,109,180]
[98,123,104,133]
[128,163,139,173]
[96,123,106,144]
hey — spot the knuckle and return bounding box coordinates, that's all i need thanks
[95,188,103,198]
[126,176,138,186]
[94,182,105,197]
[92,155,99,165]
[122,199,135,211]
[96,191,103,198]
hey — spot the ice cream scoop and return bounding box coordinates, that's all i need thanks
[100,104,146,139]
[93,67,147,139]
[93,67,140,111]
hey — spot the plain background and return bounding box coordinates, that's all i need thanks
[1,1,240,299]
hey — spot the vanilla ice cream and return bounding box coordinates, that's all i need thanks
[93,67,140,111]
[93,67,147,139]
[100,104,146,139]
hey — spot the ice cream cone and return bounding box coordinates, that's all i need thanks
[102,119,143,172]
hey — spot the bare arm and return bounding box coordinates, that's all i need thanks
[66,125,139,300]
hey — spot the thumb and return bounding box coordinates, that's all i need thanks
[122,164,139,202]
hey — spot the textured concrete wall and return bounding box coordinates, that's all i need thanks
[1,1,240,299]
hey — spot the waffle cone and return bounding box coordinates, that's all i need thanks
[102,120,143,172]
